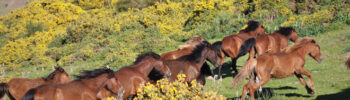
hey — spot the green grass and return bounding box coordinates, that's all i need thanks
[1,26,350,100]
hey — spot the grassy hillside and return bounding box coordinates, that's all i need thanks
[0,0,349,99]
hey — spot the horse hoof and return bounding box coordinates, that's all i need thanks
[307,89,315,94]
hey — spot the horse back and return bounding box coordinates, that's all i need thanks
[8,78,45,100]
[161,48,192,60]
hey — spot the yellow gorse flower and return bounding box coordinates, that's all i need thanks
[134,74,226,100]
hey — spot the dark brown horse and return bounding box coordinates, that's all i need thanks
[97,52,171,99]
[21,68,124,100]
[212,20,265,80]
[254,27,298,56]
[162,41,221,85]
[231,38,323,100]
[160,36,217,83]
[0,67,71,100]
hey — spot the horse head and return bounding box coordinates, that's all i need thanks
[44,66,71,83]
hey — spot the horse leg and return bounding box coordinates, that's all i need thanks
[241,79,253,100]
[196,74,206,85]
[218,65,222,82]
[218,49,225,81]
[295,69,315,94]
[248,69,271,100]
[231,58,238,73]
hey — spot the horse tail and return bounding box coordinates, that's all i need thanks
[238,38,256,57]
[212,41,228,57]
[212,41,222,51]
[0,83,9,99]
[231,58,257,89]
[21,88,36,100]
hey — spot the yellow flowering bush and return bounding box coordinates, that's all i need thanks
[0,0,347,70]
[134,74,226,100]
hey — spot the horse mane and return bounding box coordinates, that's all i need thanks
[276,27,294,36]
[178,41,210,62]
[75,68,114,80]
[243,20,260,32]
[284,38,316,53]
[134,52,161,64]
[42,66,66,81]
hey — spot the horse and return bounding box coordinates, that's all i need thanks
[0,67,71,100]
[161,36,205,60]
[21,68,124,100]
[97,52,171,99]
[160,36,217,83]
[254,27,298,56]
[231,38,323,100]
[212,20,265,79]
[162,41,221,85]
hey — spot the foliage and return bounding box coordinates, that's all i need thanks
[134,74,226,100]
[0,0,348,71]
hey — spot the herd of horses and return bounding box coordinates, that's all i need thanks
[0,20,332,100]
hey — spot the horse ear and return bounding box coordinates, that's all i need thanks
[311,39,316,43]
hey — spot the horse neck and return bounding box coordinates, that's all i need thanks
[80,74,110,93]
[292,44,313,58]
[273,33,289,43]
[132,61,154,77]
[194,48,209,70]
[43,77,58,84]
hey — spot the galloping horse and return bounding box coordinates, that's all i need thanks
[0,67,71,100]
[231,38,323,100]
[22,68,124,100]
[97,52,171,99]
[163,41,221,85]
[254,27,298,56]
[161,36,205,60]
[213,20,265,79]
[160,36,216,83]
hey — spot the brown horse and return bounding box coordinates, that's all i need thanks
[161,36,205,60]
[21,68,124,100]
[0,67,71,100]
[254,27,298,56]
[160,36,217,83]
[212,20,265,80]
[97,52,171,99]
[162,41,221,85]
[231,38,323,100]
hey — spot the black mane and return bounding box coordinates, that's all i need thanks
[42,67,66,81]
[277,27,294,36]
[75,68,114,80]
[178,41,210,62]
[134,52,161,64]
[243,20,260,32]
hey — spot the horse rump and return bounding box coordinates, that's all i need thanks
[21,88,36,100]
